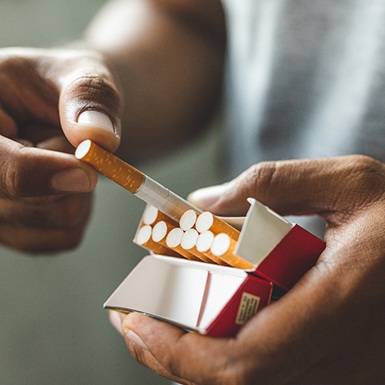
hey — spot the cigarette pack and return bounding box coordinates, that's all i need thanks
[104,199,325,337]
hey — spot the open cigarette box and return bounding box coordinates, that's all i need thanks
[104,199,325,337]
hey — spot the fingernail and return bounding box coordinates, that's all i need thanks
[125,330,148,350]
[77,110,115,134]
[187,184,226,209]
[109,311,123,336]
[51,168,92,192]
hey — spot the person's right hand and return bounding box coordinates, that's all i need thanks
[0,47,122,252]
[116,155,385,385]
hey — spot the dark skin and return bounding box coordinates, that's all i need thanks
[0,0,225,252]
[1,0,385,383]
[117,156,385,385]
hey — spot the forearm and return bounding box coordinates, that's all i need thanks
[83,0,226,160]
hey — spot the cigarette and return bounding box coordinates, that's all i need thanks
[166,227,201,261]
[181,229,218,264]
[75,140,201,222]
[210,233,254,269]
[152,221,200,261]
[179,209,198,231]
[195,211,240,241]
[142,205,177,227]
[196,231,229,266]
[134,225,174,256]
[152,220,175,243]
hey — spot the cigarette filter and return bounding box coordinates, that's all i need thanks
[135,225,173,256]
[196,211,240,240]
[142,205,178,226]
[211,233,254,269]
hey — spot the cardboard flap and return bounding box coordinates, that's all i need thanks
[197,271,248,330]
[104,256,208,328]
[104,255,249,331]
[236,199,293,264]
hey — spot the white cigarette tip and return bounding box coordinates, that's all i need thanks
[152,221,168,242]
[142,205,158,225]
[179,209,197,231]
[181,229,199,250]
[211,233,231,256]
[136,225,152,245]
[75,139,92,159]
[166,227,184,248]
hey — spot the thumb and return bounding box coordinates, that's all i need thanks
[188,156,383,217]
[58,53,122,152]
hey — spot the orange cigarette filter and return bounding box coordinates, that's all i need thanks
[165,228,201,262]
[135,225,176,256]
[180,229,217,264]
[76,139,143,193]
[152,220,201,261]
[196,231,230,266]
[210,233,254,269]
[202,250,229,266]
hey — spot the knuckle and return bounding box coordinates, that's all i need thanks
[341,155,383,188]
[0,50,39,85]
[2,156,43,198]
[1,156,23,198]
[245,161,278,196]
[0,52,23,74]
[67,74,121,119]
[334,155,385,209]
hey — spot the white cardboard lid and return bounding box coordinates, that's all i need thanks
[104,255,247,331]
[235,199,293,265]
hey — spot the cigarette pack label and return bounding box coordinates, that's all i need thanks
[235,292,260,325]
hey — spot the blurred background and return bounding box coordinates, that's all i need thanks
[0,1,221,384]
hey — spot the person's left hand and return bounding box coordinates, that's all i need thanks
[110,155,385,385]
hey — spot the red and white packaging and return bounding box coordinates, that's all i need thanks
[104,255,272,337]
[104,199,325,337]
[235,199,325,291]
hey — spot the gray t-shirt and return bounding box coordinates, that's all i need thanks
[221,0,385,177]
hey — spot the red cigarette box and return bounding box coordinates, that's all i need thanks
[104,199,325,337]
[235,199,325,291]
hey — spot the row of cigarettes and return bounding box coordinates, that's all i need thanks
[135,205,254,270]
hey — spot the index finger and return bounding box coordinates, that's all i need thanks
[0,136,97,197]
[190,155,385,217]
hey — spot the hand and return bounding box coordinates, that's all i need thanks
[0,47,121,252]
[113,155,385,385]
